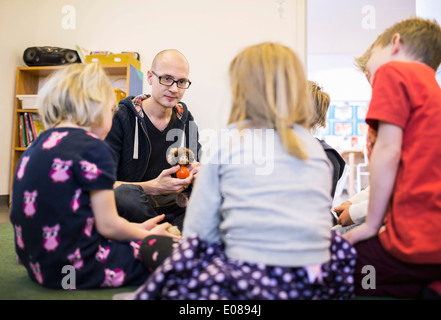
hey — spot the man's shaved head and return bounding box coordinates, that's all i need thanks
[151,49,189,73]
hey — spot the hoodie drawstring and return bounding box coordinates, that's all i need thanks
[133,117,139,159]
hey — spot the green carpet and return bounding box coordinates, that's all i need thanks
[1,222,407,301]
[0,222,136,300]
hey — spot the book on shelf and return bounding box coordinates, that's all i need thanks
[23,112,33,144]
[18,112,45,148]
[31,113,44,137]
[28,113,37,140]
[19,114,28,148]
[18,114,24,148]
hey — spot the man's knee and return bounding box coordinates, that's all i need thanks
[114,184,145,208]
[114,184,154,222]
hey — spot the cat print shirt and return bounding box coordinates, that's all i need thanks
[10,128,149,289]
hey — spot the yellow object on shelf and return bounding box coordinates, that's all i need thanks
[85,53,141,70]
[114,88,126,104]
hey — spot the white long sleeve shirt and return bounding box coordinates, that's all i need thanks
[348,186,369,224]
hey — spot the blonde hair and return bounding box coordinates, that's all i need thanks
[355,45,372,73]
[228,42,312,160]
[308,81,330,132]
[356,17,441,71]
[37,63,116,129]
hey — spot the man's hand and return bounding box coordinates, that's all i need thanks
[187,161,200,182]
[144,165,193,195]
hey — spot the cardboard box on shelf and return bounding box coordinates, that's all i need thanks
[85,53,141,70]
[16,95,38,109]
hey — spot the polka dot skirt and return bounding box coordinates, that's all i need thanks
[135,232,357,300]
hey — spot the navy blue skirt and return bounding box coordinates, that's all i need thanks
[135,231,357,300]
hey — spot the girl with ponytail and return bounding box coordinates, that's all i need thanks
[228,42,312,159]
[134,43,357,300]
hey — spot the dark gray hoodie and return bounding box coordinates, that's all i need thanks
[105,94,201,182]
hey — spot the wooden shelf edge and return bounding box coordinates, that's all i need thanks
[17,109,38,113]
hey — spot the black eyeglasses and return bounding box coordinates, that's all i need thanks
[151,71,192,89]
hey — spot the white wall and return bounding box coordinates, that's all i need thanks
[307,0,441,144]
[308,0,417,55]
[416,0,441,21]
[0,0,306,195]
[0,1,39,196]
[307,0,417,102]
[416,0,441,84]
[307,0,416,133]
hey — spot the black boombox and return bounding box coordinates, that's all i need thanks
[23,46,81,67]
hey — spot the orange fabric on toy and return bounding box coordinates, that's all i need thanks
[176,165,190,179]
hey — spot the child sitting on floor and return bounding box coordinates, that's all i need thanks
[10,63,179,289]
[343,17,441,299]
[332,127,377,232]
[309,81,346,199]
[133,42,357,300]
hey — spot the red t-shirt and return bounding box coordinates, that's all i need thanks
[366,61,441,264]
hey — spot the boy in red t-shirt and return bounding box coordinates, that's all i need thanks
[344,18,441,299]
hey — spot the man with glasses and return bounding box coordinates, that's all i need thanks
[105,49,201,232]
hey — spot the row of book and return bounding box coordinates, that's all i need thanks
[18,112,44,148]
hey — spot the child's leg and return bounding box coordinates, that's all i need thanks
[139,235,179,271]
[354,236,441,298]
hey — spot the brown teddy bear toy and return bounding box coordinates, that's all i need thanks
[166,147,195,207]
[167,225,181,237]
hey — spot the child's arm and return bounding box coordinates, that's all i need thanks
[335,186,370,226]
[349,186,370,204]
[343,122,402,245]
[336,201,368,226]
[348,200,368,225]
[91,189,180,241]
[182,162,222,243]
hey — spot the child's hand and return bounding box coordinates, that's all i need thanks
[150,223,182,239]
[333,201,353,226]
[333,201,351,214]
[140,214,182,239]
[337,209,355,227]
[141,214,166,230]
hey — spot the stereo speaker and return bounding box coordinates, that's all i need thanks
[23,46,80,66]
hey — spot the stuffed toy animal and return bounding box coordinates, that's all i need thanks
[167,225,181,236]
[166,147,195,207]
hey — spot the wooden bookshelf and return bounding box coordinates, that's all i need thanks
[9,64,143,202]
